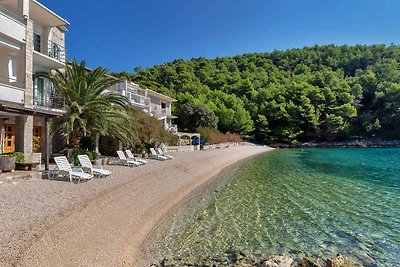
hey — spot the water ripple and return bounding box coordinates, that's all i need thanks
[159,148,400,266]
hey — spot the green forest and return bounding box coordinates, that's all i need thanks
[112,44,400,144]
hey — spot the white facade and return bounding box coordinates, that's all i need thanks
[110,81,178,132]
[146,88,178,132]
[0,0,68,156]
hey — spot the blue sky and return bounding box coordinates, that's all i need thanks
[40,0,398,73]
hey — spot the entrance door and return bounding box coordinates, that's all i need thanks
[4,124,15,153]
[33,126,41,153]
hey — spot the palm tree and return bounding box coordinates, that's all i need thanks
[38,60,136,147]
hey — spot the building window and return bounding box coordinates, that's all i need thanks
[33,33,41,52]
[161,102,166,109]
[34,78,45,106]
[8,56,17,83]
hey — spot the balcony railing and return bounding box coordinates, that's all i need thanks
[153,108,170,118]
[131,94,150,106]
[48,40,66,62]
[33,36,66,62]
[33,87,65,110]
[125,91,150,106]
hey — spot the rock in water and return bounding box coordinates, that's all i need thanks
[326,254,363,267]
[261,255,294,267]
[300,257,323,267]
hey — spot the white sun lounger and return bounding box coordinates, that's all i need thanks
[117,151,141,167]
[157,148,173,159]
[78,154,111,177]
[54,156,93,183]
[149,148,167,161]
[125,150,148,165]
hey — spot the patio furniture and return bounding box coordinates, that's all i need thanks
[116,151,141,167]
[78,154,111,177]
[157,148,173,159]
[54,156,93,183]
[149,148,167,161]
[125,150,148,165]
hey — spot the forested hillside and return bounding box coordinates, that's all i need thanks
[114,44,400,144]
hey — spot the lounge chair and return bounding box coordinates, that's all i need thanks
[54,156,93,183]
[157,148,173,159]
[117,151,141,167]
[125,150,148,165]
[149,148,167,161]
[78,154,111,177]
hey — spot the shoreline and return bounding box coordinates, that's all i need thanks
[0,145,272,266]
[140,152,264,265]
[269,139,400,148]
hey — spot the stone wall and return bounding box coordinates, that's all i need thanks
[15,115,33,155]
[24,19,33,108]
[49,27,65,47]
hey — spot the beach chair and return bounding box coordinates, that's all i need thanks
[54,156,93,183]
[149,148,167,161]
[157,148,173,159]
[117,151,141,167]
[125,150,148,165]
[78,154,111,177]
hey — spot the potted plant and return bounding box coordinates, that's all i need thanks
[13,152,41,171]
[0,153,18,172]
[89,151,102,165]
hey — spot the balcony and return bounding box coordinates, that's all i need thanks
[153,108,167,118]
[47,40,66,62]
[153,108,173,119]
[125,91,150,110]
[33,87,65,111]
[0,76,25,105]
[131,94,150,105]
[0,6,26,43]
[33,37,66,69]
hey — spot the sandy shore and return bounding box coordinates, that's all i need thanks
[0,145,272,267]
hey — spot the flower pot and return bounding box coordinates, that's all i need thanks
[0,157,15,172]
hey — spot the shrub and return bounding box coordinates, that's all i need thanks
[7,152,24,163]
[80,136,96,151]
[133,111,178,146]
[71,148,97,165]
[197,127,242,144]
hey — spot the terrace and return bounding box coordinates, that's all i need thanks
[125,90,150,109]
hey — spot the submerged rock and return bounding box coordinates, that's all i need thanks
[155,253,368,267]
[261,255,294,267]
[326,254,363,267]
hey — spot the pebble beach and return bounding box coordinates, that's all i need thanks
[0,145,272,266]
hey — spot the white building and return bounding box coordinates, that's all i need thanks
[110,80,178,133]
[0,0,68,166]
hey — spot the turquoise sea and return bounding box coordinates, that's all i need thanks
[159,148,400,266]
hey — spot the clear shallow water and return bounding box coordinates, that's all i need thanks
[162,149,400,266]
